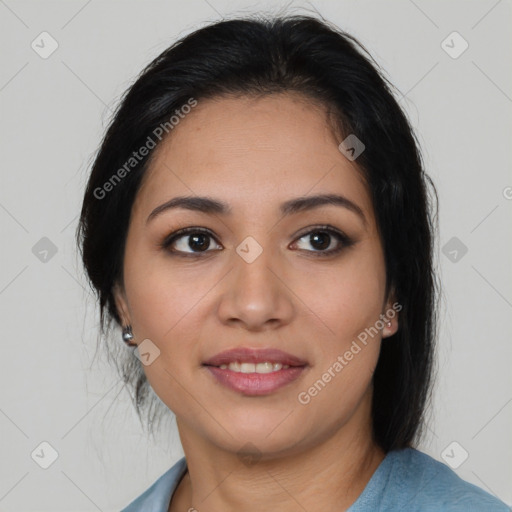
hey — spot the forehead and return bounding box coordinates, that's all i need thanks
[134,93,373,221]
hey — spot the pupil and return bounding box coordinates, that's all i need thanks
[190,234,210,251]
[310,232,330,250]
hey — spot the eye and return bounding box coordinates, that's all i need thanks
[291,226,354,256]
[161,227,222,255]
[160,225,354,258]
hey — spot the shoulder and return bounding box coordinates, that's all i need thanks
[120,457,187,512]
[354,447,510,511]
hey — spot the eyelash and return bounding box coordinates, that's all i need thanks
[159,225,355,258]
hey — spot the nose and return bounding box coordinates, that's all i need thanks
[216,242,295,332]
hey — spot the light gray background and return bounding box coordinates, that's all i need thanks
[1,0,511,510]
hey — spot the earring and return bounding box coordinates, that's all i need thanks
[386,321,392,328]
[122,325,136,346]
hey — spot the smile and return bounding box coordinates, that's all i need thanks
[217,362,290,373]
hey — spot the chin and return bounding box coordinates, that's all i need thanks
[208,414,309,456]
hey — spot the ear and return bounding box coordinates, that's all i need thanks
[113,281,131,326]
[382,288,400,339]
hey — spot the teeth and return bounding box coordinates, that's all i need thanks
[219,362,292,373]
[229,361,241,372]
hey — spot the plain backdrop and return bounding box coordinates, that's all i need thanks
[0,0,511,510]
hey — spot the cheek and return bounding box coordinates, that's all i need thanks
[292,246,386,342]
[298,338,381,433]
[123,247,215,340]
[289,245,386,413]
[121,250,217,400]
[296,262,385,417]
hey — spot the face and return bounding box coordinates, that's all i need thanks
[114,93,398,458]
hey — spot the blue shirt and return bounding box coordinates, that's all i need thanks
[120,447,510,511]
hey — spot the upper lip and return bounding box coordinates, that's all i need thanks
[203,347,308,367]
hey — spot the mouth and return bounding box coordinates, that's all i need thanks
[202,347,308,396]
[213,361,293,373]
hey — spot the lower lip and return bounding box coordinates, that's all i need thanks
[205,366,306,396]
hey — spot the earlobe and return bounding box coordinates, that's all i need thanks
[382,292,400,338]
[382,318,398,338]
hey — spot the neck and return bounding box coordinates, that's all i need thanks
[170,392,385,512]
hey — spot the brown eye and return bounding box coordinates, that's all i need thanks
[292,226,354,256]
[306,232,332,251]
[162,228,222,255]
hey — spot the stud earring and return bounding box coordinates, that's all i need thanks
[122,325,136,346]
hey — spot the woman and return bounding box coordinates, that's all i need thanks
[76,15,509,512]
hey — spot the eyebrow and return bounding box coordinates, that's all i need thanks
[146,193,366,225]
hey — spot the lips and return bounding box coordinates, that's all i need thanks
[202,347,308,396]
[202,347,308,368]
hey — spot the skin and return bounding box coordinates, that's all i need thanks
[114,93,399,512]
